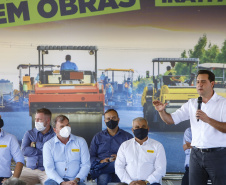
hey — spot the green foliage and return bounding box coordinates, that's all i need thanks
[202,43,220,64]
[189,34,207,59]
[181,34,226,64]
[216,39,226,63]
[179,35,226,80]
[175,63,190,75]
[181,50,187,58]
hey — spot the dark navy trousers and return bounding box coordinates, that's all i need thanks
[189,147,226,185]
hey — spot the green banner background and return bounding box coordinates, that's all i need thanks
[0,0,141,28]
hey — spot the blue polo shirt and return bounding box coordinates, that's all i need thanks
[90,128,133,163]
[0,129,24,177]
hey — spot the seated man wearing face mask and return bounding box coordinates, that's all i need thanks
[89,109,133,185]
[43,115,90,185]
[20,108,55,185]
[115,117,166,185]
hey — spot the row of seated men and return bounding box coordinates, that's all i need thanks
[0,108,166,185]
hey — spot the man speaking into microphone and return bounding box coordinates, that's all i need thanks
[153,70,226,185]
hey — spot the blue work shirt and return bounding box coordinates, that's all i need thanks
[108,85,113,93]
[43,134,90,184]
[100,74,105,81]
[21,127,55,171]
[0,129,24,177]
[60,60,78,71]
[90,128,133,163]
[128,86,132,94]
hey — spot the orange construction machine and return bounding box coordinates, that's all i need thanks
[29,46,104,145]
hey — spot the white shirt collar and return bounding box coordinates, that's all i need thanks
[134,137,150,146]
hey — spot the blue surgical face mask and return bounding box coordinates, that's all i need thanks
[133,128,148,140]
[106,120,118,129]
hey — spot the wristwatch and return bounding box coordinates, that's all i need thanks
[145,180,150,185]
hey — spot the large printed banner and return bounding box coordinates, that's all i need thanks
[1,0,226,28]
[0,0,141,28]
[0,0,226,173]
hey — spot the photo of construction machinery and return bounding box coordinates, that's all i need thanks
[15,64,60,108]
[29,46,104,145]
[99,68,134,109]
[142,58,200,131]
[0,79,13,109]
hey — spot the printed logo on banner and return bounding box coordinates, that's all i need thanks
[156,0,226,7]
[0,0,141,28]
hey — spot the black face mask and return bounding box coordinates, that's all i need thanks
[133,128,148,140]
[106,120,118,129]
[0,118,4,128]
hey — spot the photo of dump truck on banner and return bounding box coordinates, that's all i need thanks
[29,46,104,146]
[142,58,200,131]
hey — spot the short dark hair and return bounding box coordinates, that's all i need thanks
[52,115,69,128]
[36,108,52,119]
[197,70,215,82]
[167,66,171,71]
[66,55,71,61]
[104,109,119,118]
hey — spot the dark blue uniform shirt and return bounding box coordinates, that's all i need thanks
[21,127,55,170]
[90,128,133,163]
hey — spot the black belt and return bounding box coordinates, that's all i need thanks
[193,147,226,153]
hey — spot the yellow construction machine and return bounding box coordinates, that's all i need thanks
[142,58,199,131]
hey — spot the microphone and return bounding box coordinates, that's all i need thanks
[197,96,202,122]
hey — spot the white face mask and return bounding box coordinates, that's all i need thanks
[60,126,71,138]
[35,122,46,132]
